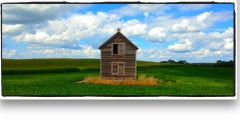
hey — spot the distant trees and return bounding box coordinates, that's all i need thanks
[160,59,234,67]
[160,59,189,64]
[177,60,188,64]
[216,60,234,67]
[167,59,176,63]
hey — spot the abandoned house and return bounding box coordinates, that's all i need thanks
[98,28,138,80]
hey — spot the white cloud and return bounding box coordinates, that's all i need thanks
[11,12,148,49]
[145,27,167,42]
[111,4,169,17]
[13,12,120,48]
[173,27,234,61]
[222,27,233,37]
[196,12,211,22]
[82,46,100,58]
[207,28,233,51]
[168,39,193,52]
[178,4,210,11]
[137,46,206,62]
[209,28,233,39]
[171,12,210,33]
[121,20,147,36]
[130,4,168,13]
[1,4,233,62]
[43,49,55,55]
[11,45,100,59]
[2,24,24,35]
[168,27,233,60]
[2,50,17,58]
[192,48,211,59]
[171,19,198,32]
[2,4,89,24]
[223,38,233,50]
[208,42,223,50]
[171,11,232,33]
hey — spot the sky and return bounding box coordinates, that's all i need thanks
[1,3,234,62]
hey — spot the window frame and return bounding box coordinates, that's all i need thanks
[112,43,125,55]
[111,62,125,75]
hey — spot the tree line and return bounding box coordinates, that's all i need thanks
[160,59,234,67]
[160,59,189,64]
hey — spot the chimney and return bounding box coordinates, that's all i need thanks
[117,28,121,32]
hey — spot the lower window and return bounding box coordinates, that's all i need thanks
[112,62,125,75]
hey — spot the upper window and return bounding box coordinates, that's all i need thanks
[113,44,118,54]
[112,43,125,55]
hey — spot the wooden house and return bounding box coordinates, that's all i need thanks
[98,29,138,80]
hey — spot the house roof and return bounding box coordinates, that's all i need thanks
[98,30,138,50]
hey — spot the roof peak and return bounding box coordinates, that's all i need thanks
[117,28,121,32]
[98,31,138,50]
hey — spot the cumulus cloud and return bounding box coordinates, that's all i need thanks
[29,46,100,59]
[145,27,167,43]
[168,27,233,59]
[172,12,211,32]
[110,4,169,17]
[12,12,120,49]
[207,28,233,50]
[3,45,100,59]
[171,19,197,32]
[137,47,201,62]
[2,24,24,35]
[2,4,90,24]
[121,20,147,36]
[168,39,193,52]
[171,11,232,33]
[178,4,210,11]
[175,28,233,60]
[192,48,211,59]
[11,11,148,49]
[1,4,234,62]
[2,49,17,58]
[137,48,168,61]
[223,38,233,50]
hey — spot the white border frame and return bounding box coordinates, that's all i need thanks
[1,96,237,100]
[0,0,238,100]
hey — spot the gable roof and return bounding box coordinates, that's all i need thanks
[98,31,138,50]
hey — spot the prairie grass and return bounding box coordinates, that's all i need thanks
[78,75,159,86]
[1,59,235,96]
[2,67,80,75]
[2,59,100,69]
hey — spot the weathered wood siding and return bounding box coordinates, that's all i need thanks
[100,37,137,79]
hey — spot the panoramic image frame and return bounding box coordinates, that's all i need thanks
[1,2,236,99]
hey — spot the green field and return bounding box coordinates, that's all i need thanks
[1,59,235,97]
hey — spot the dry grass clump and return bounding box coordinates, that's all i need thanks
[77,75,158,86]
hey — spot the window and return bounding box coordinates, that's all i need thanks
[118,63,124,75]
[118,44,124,55]
[112,62,125,75]
[112,62,118,74]
[113,44,118,54]
[112,43,125,55]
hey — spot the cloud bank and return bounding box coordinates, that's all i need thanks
[2,4,234,62]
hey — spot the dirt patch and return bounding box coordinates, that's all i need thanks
[76,75,159,86]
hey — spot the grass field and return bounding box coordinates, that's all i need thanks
[1,59,235,97]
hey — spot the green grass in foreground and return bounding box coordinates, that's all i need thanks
[1,59,235,96]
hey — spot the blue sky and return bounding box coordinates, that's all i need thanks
[2,3,234,62]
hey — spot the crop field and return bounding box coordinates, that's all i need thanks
[1,59,235,97]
